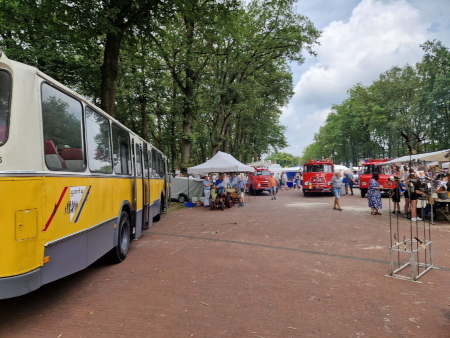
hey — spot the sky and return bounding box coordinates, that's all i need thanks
[281,0,450,157]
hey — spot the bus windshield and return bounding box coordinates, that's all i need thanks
[0,70,11,144]
[256,170,270,176]
[303,164,333,173]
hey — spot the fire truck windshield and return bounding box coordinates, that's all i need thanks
[304,164,333,173]
[255,170,270,176]
[362,164,381,174]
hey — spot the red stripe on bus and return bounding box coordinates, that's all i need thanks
[43,187,68,232]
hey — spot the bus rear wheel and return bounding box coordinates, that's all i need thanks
[107,211,130,263]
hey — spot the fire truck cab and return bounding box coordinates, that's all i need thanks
[359,159,395,198]
[302,159,334,196]
[247,168,271,194]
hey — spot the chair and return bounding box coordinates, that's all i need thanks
[61,148,84,171]
[44,140,67,169]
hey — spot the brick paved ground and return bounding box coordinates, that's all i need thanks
[1,189,450,337]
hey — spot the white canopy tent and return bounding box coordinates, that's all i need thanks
[384,149,450,164]
[187,151,255,173]
[334,165,350,172]
[267,164,301,174]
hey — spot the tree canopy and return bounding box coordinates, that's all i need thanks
[0,0,321,172]
[301,40,450,167]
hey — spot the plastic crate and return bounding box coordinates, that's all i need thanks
[185,202,194,207]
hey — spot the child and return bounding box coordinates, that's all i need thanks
[390,176,401,214]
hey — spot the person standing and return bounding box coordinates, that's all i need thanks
[203,176,212,207]
[342,173,348,195]
[407,174,428,221]
[238,174,247,207]
[347,171,355,195]
[390,176,401,214]
[275,173,281,190]
[331,171,343,211]
[268,172,278,200]
[282,172,288,190]
[214,174,225,194]
[368,173,382,215]
[293,174,298,190]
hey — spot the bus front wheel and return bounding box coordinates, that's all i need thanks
[107,211,131,263]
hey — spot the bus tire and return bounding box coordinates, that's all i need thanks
[153,195,165,222]
[107,211,131,264]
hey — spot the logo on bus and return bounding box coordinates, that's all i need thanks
[64,186,87,222]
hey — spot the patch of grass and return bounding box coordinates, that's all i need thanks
[167,202,186,213]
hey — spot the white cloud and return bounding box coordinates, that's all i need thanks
[281,0,448,158]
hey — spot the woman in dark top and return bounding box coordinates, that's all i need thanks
[406,174,427,221]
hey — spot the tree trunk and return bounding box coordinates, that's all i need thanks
[101,32,123,118]
[181,117,193,173]
[139,93,148,141]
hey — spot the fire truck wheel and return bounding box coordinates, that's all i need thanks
[303,191,309,196]
[360,189,367,198]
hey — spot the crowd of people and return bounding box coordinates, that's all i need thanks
[196,171,305,207]
[331,168,434,221]
[202,173,247,208]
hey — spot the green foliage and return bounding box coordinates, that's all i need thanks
[265,152,301,167]
[0,0,320,172]
[302,40,450,167]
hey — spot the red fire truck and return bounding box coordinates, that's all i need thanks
[302,159,334,196]
[247,168,271,194]
[359,158,395,197]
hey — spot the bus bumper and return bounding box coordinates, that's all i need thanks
[0,268,41,299]
[303,188,331,193]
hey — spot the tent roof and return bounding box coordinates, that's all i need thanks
[267,165,301,174]
[187,151,255,173]
[384,149,450,164]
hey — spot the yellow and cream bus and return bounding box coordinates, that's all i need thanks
[0,51,169,299]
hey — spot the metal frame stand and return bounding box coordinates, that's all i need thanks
[387,238,435,282]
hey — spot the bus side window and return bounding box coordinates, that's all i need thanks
[41,83,85,171]
[112,124,131,175]
[0,70,11,145]
[151,148,157,177]
[159,157,165,178]
[135,143,142,176]
[148,148,153,177]
[156,152,161,178]
[143,143,149,177]
[85,107,112,173]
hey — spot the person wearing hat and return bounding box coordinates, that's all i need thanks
[390,176,401,214]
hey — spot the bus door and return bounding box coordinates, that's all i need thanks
[142,144,151,230]
[132,140,142,239]
[166,159,171,210]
